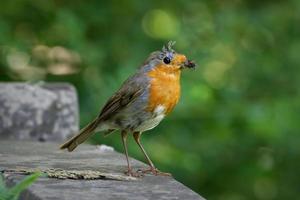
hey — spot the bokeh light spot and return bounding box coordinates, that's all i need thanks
[7,51,30,70]
[203,61,231,88]
[254,177,277,200]
[142,9,180,39]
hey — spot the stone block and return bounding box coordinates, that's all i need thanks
[0,83,79,141]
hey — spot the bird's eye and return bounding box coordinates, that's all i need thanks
[163,57,171,64]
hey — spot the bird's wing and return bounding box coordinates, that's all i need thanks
[96,76,146,122]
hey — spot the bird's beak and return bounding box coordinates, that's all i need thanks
[183,59,196,69]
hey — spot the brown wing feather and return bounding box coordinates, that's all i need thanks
[60,75,145,151]
[96,87,143,121]
[59,118,98,151]
[97,71,147,123]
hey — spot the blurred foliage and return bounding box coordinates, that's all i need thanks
[0,0,300,199]
[0,172,41,200]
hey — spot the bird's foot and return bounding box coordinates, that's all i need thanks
[124,168,143,177]
[137,167,172,176]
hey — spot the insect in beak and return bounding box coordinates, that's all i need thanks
[183,60,196,69]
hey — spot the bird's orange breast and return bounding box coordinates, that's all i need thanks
[147,64,181,114]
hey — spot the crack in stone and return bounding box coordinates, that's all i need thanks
[2,167,137,181]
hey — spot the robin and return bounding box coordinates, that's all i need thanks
[60,41,196,177]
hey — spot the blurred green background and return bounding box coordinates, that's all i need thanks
[0,0,299,199]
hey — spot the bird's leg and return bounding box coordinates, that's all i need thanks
[121,131,141,177]
[133,132,155,168]
[133,132,171,176]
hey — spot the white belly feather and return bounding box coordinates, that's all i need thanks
[135,105,165,131]
[96,105,166,132]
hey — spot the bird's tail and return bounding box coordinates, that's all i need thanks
[60,119,99,152]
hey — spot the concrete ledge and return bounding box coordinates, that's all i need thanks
[0,140,205,200]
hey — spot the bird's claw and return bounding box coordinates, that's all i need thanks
[137,167,172,176]
[124,168,144,177]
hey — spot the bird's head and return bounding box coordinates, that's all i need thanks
[142,41,196,72]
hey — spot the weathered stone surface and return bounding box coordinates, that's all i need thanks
[4,167,137,181]
[0,140,205,200]
[0,83,79,141]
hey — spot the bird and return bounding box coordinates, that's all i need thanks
[60,41,196,177]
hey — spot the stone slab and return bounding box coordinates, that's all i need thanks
[0,140,205,200]
[0,83,79,141]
